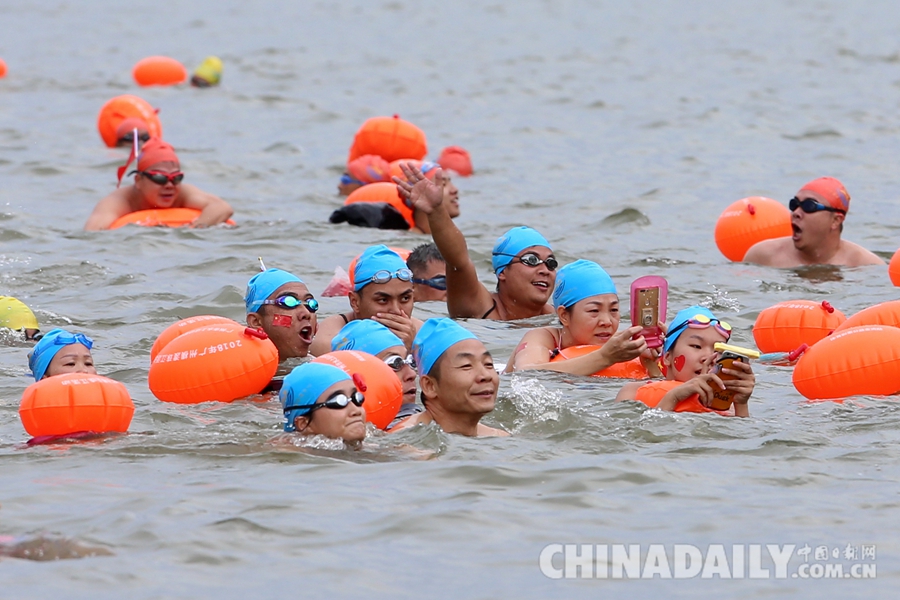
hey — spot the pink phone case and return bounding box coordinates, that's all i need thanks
[630,276,668,349]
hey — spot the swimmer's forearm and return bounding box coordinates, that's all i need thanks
[427,204,470,266]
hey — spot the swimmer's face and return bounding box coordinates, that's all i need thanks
[559,294,620,346]
[247,282,318,361]
[350,278,415,320]
[295,380,367,442]
[135,161,181,209]
[497,245,556,306]
[411,259,447,303]
[442,173,461,218]
[790,189,845,251]
[338,180,362,196]
[44,343,97,379]
[377,345,417,405]
[422,339,498,415]
[663,326,727,383]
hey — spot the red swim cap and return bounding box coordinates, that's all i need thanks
[138,137,179,171]
[115,118,150,142]
[799,177,850,213]
[436,146,473,176]
[346,155,391,184]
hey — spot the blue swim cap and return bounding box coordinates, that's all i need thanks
[552,259,617,309]
[412,318,478,377]
[331,319,404,355]
[491,226,552,275]
[27,328,94,381]
[353,245,411,292]
[280,362,351,432]
[420,161,440,177]
[663,305,718,353]
[245,268,303,313]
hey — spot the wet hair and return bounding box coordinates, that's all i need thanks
[407,243,445,276]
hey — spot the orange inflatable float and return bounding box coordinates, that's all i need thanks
[149,323,278,404]
[793,325,900,400]
[890,249,900,286]
[832,300,900,333]
[313,350,402,429]
[348,115,427,164]
[0,58,7,79]
[633,380,721,414]
[109,208,236,229]
[343,183,415,229]
[97,94,163,148]
[132,56,188,87]
[714,197,792,262]
[550,345,648,379]
[150,315,239,362]
[19,373,134,437]
[752,300,845,353]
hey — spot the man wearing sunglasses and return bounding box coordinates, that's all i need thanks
[395,163,556,320]
[245,268,319,362]
[310,245,422,356]
[743,177,883,267]
[407,242,448,303]
[85,137,234,231]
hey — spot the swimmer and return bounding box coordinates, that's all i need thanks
[114,118,150,148]
[743,177,883,267]
[310,245,421,356]
[403,161,461,233]
[84,137,233,230]
[338,154,392,196]
[27,328,97,381]
[397,162,554,320]
[390,318,508,437]
[506,260,662,376]
[615,306,756,416]
[0,296,41,341]
[407,242,447,303]
[279,362,367,443]
[245,268,318,362]
[331,319,422,426]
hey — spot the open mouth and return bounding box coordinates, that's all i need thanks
[792,223,801,240]
[532,281,550,290]
[299,325,314,344]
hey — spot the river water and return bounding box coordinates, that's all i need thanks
[1,0,899,597]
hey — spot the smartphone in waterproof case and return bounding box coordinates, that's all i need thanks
[709,342,760,411]
[630,276,668,349]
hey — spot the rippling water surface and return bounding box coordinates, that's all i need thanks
[2,0,900,597]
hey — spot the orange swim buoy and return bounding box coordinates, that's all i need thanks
[344,183,415,229]
[890,249,900,286]
[19,373,134,437]
[149,323,278,404]
[832,300,900,333]
[752,300,846,353]
[550,345,648,379]
[313,350,402,430]
[348,115,427,164]
[792,325,900,400]
[633,380,718,413]
[150,315,239,362]
[97,94,163,148]
[714,197,792,262]
[109,208,236,229]
[347,246,411,289]
[132,56,188,87]
[0,58,7,79]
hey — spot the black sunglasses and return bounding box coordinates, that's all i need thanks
[789,197,846,215]
[411,275,447,291]
[262,294,319,312]
[495,252,558,271]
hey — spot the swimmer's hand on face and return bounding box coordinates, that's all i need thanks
[658,373,726,412]
[373,310,416,351]
[394,163,444,215]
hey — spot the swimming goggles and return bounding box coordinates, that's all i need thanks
[118,131,151,144]
[493,252,559,271]
[411,275,447,291]
[356,268,413,287]
[262,294,319,312]
[383,354,417,372]
[340,173,364,186]
[136,171,185,185]
[667,314,732,340]
[289,390,366,415]
[789,197,846,215]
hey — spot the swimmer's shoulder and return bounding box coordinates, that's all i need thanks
[615,380,644,401]
[840,240,885,266]
[743,237,793,266]
[476,423,510,437]
[387,410,433,433]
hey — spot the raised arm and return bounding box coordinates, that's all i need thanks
[395,163,494,318]
[179,184,234,227]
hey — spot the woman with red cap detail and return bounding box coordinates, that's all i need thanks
[743,177,883,267]
[84,137,233,230]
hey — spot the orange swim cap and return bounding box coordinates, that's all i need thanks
[437,146,473,176]
[138,137,179,171]
[346,155,391,184]
[799,177,850,213]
